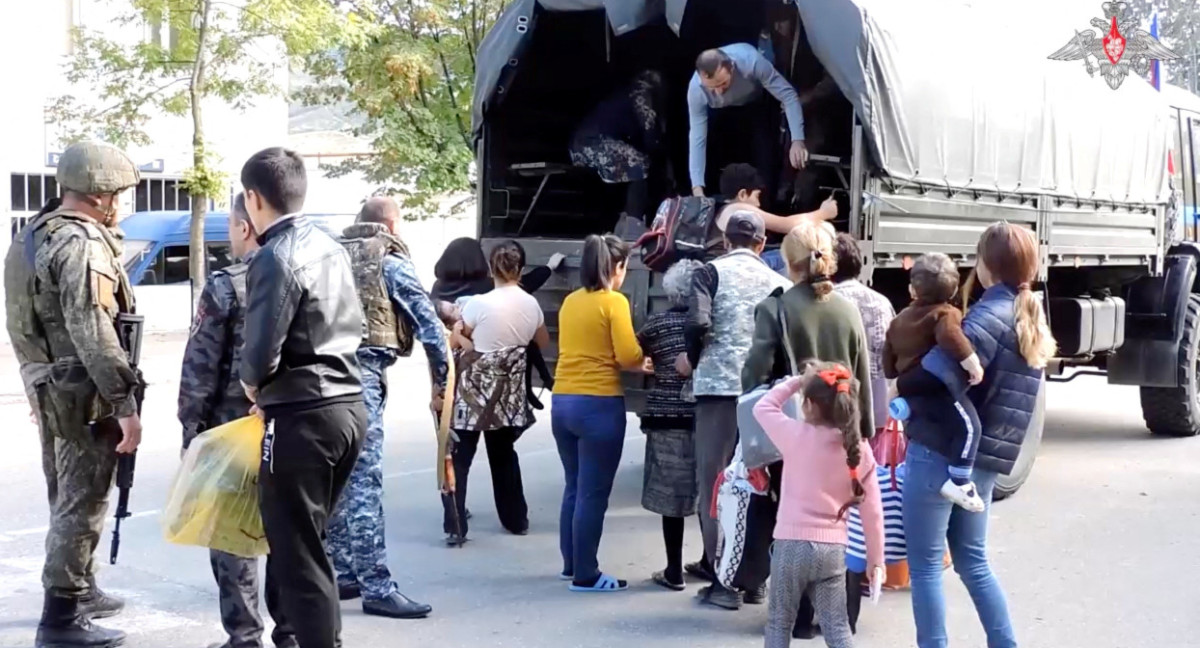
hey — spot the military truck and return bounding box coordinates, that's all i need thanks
[470,0,1200,498]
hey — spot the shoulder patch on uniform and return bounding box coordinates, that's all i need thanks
[189,297,209,338]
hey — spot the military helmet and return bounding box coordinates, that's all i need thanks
[56,141,141,195]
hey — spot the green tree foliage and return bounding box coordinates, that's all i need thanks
[49,0,352,296]
[300,0,507,213]
[1126,0,1200,91]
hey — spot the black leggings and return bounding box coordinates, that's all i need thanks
[662,516,684,582]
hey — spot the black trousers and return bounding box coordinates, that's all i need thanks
[260,400,367,648]
[795,570,865,635]
[442,427,529,537]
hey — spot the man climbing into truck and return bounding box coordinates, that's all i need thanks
[689,44,809,203]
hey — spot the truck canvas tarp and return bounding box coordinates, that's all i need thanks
[473,0,1171,205]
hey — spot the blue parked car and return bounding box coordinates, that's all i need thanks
[121,210,354,285]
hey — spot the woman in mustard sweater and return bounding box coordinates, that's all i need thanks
[552,234,644,592]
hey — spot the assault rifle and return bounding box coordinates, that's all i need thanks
[109,313,145,565]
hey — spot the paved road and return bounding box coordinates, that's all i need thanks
[0,335,1197,647]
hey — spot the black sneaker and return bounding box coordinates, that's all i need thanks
[742,583,767,605]
[698,584,742,611]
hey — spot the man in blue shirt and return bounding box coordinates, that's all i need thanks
[688,43,808,199]
[328,196,450,620]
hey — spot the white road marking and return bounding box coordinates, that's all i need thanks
[0,437,648,537]
[102,607,203,631]
[0,509,159,541]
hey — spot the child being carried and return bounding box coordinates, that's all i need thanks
[883,253,985,512]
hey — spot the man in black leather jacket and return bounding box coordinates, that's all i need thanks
[238,147,368,648]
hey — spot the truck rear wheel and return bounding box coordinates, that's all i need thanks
[1139,294,1200,437]
[993,379,1045,501]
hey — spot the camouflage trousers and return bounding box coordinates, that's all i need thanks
[36,395,119,596]
[326,357,396,601]
[209,550,294,648]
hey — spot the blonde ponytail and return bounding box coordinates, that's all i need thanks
[1015,285,1057,369]
[782,221,837,300]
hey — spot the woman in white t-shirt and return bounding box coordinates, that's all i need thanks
[443,241,550,544]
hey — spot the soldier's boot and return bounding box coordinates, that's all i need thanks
[78,586,125,619]
[35,592,126,648]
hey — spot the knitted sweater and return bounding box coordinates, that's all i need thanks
[754,375,884,570]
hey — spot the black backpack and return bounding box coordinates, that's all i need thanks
[636,196,723,273]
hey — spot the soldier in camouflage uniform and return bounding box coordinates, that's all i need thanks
[177,194,296,648]
[328,196,449,619]
[4,141,145,648]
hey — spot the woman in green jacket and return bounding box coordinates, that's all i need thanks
[736,220,874,610]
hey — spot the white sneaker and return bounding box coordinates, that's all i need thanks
[940,479,985,512]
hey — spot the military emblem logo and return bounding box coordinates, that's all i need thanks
[1048,1,1181,90]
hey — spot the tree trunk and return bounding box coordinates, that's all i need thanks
[188,0,213,311]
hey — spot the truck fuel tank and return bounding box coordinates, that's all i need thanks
[1050,296,1126,357]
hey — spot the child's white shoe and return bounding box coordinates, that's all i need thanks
[940,479,985,512]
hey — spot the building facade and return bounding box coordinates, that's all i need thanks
[0,0,290,240]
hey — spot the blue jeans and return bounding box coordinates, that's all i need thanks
[902,441,1017,648]
[551,395,627,582]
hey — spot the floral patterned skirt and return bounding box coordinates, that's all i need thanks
[641,428,698,518]
[569,134,650,184]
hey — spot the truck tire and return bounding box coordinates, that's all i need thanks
[1139,294,1200,437]
[993,380,1045,501]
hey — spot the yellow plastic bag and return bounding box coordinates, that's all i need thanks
[162,415,269,558]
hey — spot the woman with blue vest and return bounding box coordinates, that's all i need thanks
[898,222,1055,648]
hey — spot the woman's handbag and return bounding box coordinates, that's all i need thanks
[736,298,802,470]
[872,416,907,480]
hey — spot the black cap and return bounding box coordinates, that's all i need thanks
[726,210,766,243]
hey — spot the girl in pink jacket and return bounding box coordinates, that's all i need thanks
[753,363,885,648]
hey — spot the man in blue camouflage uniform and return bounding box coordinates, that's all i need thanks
[178,194,295,648]
[328,196,449,619]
